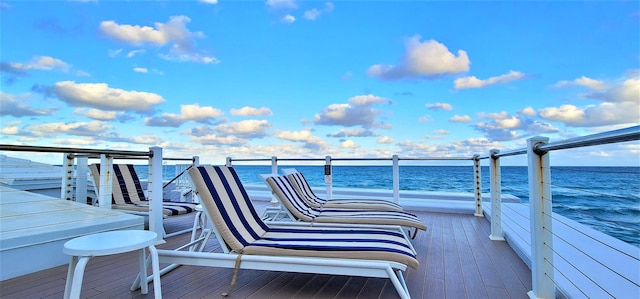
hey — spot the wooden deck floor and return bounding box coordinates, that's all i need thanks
[0,201,532,299]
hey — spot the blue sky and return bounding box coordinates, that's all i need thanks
[1,0,638,166]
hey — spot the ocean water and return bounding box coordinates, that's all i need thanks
[141,165,640,247]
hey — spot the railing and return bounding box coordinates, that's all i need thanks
[227,155,484,213]
[479,125,640,298]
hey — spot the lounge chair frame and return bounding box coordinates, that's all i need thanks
[154,165,415,299]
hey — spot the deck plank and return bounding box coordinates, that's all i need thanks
[0,203,532,299]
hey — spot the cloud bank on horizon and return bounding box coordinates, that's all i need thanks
[0,0,638,166]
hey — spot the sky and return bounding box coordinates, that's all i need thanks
[1,0,639,166]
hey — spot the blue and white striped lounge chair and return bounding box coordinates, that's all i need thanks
[90,164,197,216]
[262,174,427,237]
[155,165,418,298]
[282,168,404,211]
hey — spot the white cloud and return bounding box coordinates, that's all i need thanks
[540,77,639,127]
[8,56,70,72]
[474,111,558,141]
[181,104,224,121]
[281,14,296,23]
[519,106,536,116]
[304,9,321,20]
[133,67,148,73]
[277,129,315,141]
[54,81,164,114]
[454,70,525,89]
[1,92,56,117]
[73,108,117,120]
[100,16,217,64]
[127,49,146,58]
[146,103,223,127]
[377,136,395,144]
[426,102,453,110]
[326,128,377,138]
[277,129,329,151]
[199,0,218,4]
[314,94,390,128]
[215,119,272,138]
[27,120,112,137]
[435,129,449,135]
[340,140,359,148]
[555,76,606,90]
[449,115,471,123]
[266,0,297,9]
[1,126,18,135]
[367,36,470,80]
[231,106,273,116]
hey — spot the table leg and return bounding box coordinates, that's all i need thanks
[138,248,149,294]
[148,245,162,299]
[63,256,77,299]
[65,256,90,299]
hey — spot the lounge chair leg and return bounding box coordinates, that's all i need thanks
[221,254,243,297]
[408,228,418,239]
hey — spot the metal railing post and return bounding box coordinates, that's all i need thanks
[271,156,278,174]
[489,149,504,241]
[473,155,483,217]
[527,137,555,299]
[226,157,232,167]
[98,154,113,210]
[270,156,279,204]
[392,155,400,204]
[75,156,88,204]
[325,156,332,201]
[61,153,74,201]
[149,146,165,241]
[193,156,199,166]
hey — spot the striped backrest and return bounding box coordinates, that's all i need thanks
[189,166,268,251]
[285,172,325,207]
[90,164,146,205]
[264,175,320,221]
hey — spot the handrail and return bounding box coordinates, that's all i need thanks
[0,144,151,157]
[228,156,474,163]
[535,125,640,154]
[479,125,640,159]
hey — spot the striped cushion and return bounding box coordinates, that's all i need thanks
[91,164,196,216]
[265,175,427,231]
[286,172,404,211]
[189,165,419,269]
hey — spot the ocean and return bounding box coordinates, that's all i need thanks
[142,165,640,247]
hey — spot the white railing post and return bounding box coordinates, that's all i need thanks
[225,157,232,167]
[193,156,199,166]
[270,156,279,204]
[98,154,113,209]
[527,137,555,299]
[75,156,88,204]
[392,155,400,204]
[489,149,504,241]
[61,153,74,201]
[148,147,165,241]
[325,156,332,201]
[271,156,278,174]
[473,155,483,217]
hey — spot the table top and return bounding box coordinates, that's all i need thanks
[63,230,158,256]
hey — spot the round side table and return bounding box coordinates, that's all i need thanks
[62,230,161,299]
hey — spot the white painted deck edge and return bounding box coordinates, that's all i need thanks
[0,187,144,281]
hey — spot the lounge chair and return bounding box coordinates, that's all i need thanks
[282,168,404,211]
[155,165,418,298]
[90,164,197,216]
[262,174,427,237]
